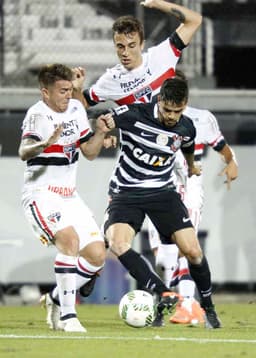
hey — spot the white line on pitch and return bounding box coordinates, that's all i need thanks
[0,335,256,344]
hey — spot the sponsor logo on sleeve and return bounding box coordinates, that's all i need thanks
[114,105,129,115]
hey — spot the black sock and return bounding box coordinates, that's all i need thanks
[50,290,60,306]
[188,256,213,308]
[118,248,169,295]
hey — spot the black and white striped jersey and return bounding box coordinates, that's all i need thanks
[109,102,196,194]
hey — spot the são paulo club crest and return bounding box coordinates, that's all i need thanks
[134,86,153,103]
[63,143,76,163]
[47,211,61,224]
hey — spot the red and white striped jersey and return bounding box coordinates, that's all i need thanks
[174,106,226,222]
[21,99,93,193]
[85,37,182,105]
[184,106,225,161]
[174,105,226,182]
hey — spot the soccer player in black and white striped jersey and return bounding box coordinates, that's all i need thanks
[101,77,221,329]
[72,0,203,305]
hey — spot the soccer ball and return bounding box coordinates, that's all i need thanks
[119,290,155,328]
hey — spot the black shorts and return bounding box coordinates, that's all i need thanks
[104,187,193,244]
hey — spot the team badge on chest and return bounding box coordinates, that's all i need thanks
[156,133,169,146]
[63,143,76,163]
[170,135,182,152]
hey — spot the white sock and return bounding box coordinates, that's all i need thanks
[156,244,179,287]
[178,256,196,299]
[76,256,104,289]
[54,253,77,318]
[51,255,104,302]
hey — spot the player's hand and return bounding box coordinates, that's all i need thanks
[44,124,63,147]
[72,67,85,91]
[96,114,115,134]
[99,114,116,131]
[219,159,238,190]
[104,135,117,149]
[188,164,201,177]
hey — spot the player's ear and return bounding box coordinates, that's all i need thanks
[41,87,49,99]
[141,40,145,51]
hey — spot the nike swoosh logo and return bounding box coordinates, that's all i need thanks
[141,132,153,137]
[182,217,190,223]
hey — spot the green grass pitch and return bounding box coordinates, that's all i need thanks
[0,302,255,358]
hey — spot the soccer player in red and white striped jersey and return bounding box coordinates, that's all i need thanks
[72,0,202,108]
[18,63,112,332]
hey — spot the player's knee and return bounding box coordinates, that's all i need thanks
[55,234,79,256]
[108,237,130,256]
[54,226,80,255]
[90,254,105,267]
[88,248,105,267]
[184,246,203,264]
[80,241,106,266]
[105,224,134,256]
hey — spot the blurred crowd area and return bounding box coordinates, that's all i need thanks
[0,0,256,89]
[1,0,117,87]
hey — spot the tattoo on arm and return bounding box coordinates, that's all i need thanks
[19,138,46,160]
[170,9,185,23]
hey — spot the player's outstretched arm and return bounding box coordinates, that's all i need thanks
[72,67,90,108]
[218,144,238,190]
[18,124,63,161]
[140,0,202,45]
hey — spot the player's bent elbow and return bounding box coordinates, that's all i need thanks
[87,156,96,161]
[18,149,27,161]
[190,14,203,33]
[83,152,97,161]
[197,14,203,26]
[194,13,203,26]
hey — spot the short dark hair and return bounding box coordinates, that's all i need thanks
[174,69,187,82]
[38,63,73,88]
[160,77,189,105]
[112,16,144,44]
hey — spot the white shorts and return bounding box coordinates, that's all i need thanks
[147,216,161,250]
[181,176,204,233]
[22,188,103,249]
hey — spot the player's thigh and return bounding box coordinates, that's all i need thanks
[22,189,72,246]
[66,193,104,250]
[184,188,203,232]
[172,227,202,258]
[104,197,145,236]
[184,179,204,213]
